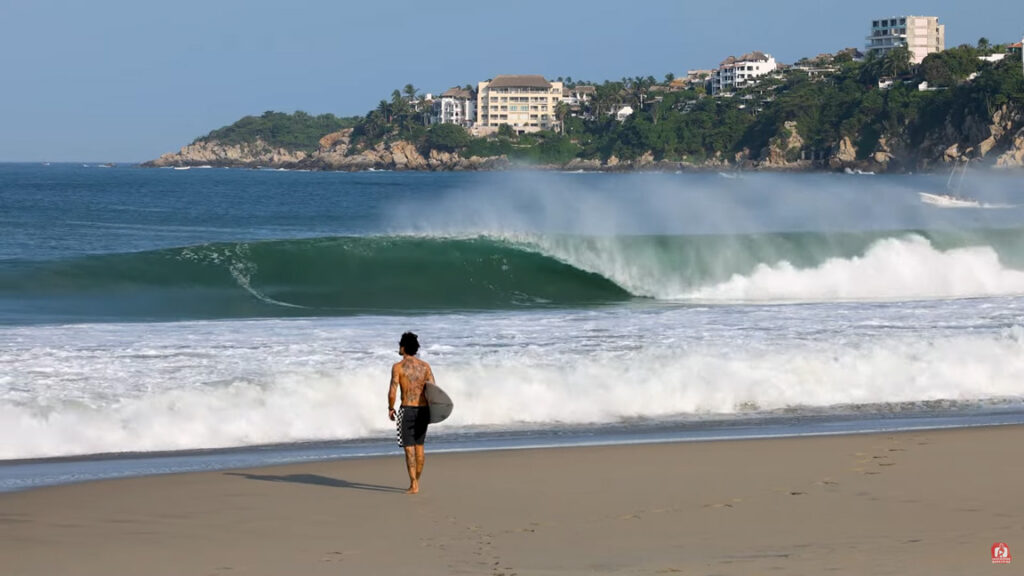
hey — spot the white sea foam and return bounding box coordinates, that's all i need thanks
[519,234,1024,302]
[682,236,1024,302]
[1,310,1023,460]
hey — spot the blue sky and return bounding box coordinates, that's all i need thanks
[1,0,1020,162]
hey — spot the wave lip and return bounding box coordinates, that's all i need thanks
[513,229,1024,303]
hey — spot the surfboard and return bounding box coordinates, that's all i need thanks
[424,382,454,424]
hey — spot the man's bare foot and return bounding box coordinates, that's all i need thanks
[405,482,419,494]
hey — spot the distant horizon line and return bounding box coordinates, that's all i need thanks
[0,160,145,165]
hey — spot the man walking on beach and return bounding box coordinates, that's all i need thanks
[388,332,434,494]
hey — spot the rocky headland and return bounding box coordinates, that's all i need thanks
[143,129,510,172]
[143,109,1024,173]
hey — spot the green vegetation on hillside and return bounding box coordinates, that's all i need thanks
[190,40,1022,170]
[345,45,1019,168]
[196,111,359,152]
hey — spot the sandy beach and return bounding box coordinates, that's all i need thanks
[2,425,1021,575]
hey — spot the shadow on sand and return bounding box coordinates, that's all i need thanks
[224,472,405,493]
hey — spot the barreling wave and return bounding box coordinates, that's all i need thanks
[3,228,1024,320]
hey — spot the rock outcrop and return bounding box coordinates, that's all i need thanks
[144,129,511,172]
[755,121,810,170]
[916,104,1024,170]
[995,127,1024,168]
[143,139,309,168]
[829,137,857,169]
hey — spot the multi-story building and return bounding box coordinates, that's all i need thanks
[866,16,945,64]
[561,85,596,119]
[475,75,564,135]
[710,52,777,95]
[560,85,595,107]
[431,87,476,128]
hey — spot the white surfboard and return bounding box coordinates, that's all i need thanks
[424,382,454,424]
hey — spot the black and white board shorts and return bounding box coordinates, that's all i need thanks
[396,405,430,447]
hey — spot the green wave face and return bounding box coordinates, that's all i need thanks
[3,229,1024,321]
[0,236,631,320]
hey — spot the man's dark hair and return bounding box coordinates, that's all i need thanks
[400,332,420,355]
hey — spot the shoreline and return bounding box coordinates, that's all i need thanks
[15,160,1024,175]
[139,159,1024,175]
[3,424,1021,575]
[4,409,1024,494]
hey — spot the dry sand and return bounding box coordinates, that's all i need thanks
[2,425,1022,575]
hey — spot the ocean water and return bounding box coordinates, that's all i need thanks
[2,163,1024,490]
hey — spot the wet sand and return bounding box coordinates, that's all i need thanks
[2,425,1022,575]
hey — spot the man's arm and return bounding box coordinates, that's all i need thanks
[388,364,399,421]
[425,364,435,385]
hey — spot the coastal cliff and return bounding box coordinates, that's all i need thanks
[143,129,509,171]
[145,139,309,168]
[143,108,1024,173]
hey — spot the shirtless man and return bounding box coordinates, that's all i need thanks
[388,332,435,494]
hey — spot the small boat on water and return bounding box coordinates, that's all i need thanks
[173,166,191,171]
[920,159,976,208]
[918,159,1014,209]
[918,192,982,208]
[844,167,875,175]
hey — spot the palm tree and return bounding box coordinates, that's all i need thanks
[403,84,419,102]
[377,100,391,124]
[554,102,569,134]
[881,46,911,78]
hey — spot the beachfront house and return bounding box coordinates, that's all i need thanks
[431,87,476,128]
[474,75,564,135]
[710,52,777,95]
[561,85,596,119]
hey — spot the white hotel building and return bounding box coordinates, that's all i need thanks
[431,87,476,128]
[475,75,564,135]
[710,52,777,95]
[866,15,945,64]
